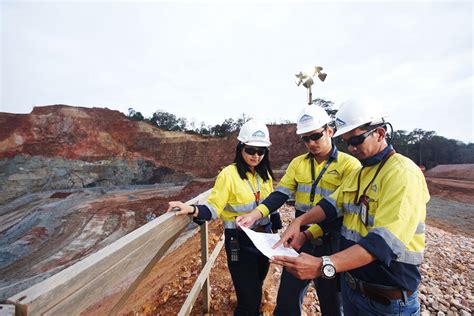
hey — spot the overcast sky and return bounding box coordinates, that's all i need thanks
[1,0,473,143]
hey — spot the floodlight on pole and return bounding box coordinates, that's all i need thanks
[295,66,327,105]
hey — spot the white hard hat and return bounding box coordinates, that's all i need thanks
[333,98,389,137]
[237,119,272,146]
[296,105,331,135]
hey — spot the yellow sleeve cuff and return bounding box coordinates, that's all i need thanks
[307,224,324,239]
[256,204,270,217]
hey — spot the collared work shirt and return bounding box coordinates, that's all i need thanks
[258,147,360,237]
[205,164,273,228]
[321,152,430,290]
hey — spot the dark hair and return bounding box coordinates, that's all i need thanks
[233,142,275,182]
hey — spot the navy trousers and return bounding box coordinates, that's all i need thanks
[225,229,270,316]
[274,233,342,316]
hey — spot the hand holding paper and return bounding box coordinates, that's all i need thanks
[240,226,299,259]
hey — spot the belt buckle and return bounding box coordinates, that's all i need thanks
[346,273,357,290]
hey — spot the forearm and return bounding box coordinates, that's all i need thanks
[260,191,289,213]
[295,205,327,227]
[330,244,376,273]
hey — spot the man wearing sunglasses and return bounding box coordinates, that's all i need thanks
[237,105,360,316]
[272,98,429,316]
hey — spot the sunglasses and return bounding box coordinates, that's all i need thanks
[243,146,267,156]
[344,128,378,147]
[301,129,326,143]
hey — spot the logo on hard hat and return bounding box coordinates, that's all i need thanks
[252,130,266,138]
[335,118,346,127]
[299,114,313,123]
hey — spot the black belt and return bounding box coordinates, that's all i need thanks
[345,272,413,305]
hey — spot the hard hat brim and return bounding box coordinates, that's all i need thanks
[333,124,360,138]
[244,140,272,147]
[296,126,319,135]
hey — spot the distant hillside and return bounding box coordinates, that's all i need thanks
[425,164,474,181]
[0,105,306,203]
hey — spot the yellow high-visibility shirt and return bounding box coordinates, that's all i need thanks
[324,152,430,266]
[205,164,273,229]
[257,147,360,238]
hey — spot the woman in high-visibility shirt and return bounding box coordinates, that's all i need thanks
[168,119,275,315]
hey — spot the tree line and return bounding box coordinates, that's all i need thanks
[127,108,251,137]
[127,100,473,170]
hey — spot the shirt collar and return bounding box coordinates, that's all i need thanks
[360,144,394,167]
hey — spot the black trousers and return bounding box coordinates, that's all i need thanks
[224,229,270,316]
[274,233,342,316]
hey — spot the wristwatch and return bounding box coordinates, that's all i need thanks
[321,256,336,279]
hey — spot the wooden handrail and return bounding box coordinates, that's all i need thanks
[6,190,212,315]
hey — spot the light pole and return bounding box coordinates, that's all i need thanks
[295,66,327,105]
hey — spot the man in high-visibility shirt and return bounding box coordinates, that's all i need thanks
[272,98,429,315]
[237,105,360,315]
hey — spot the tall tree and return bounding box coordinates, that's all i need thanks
[127,108,144,121]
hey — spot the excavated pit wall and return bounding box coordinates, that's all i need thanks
[0,155,192,204]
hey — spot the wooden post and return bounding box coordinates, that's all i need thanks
[178,234,224,316]
[200,221,210,313]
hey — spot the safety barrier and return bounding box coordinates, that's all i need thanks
[6,189,224,315]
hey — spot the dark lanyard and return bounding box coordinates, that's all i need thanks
[354,150,396,204]
[246,174,261,206]
[309,157,334,206]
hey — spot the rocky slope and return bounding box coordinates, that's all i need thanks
[0,105,306,203]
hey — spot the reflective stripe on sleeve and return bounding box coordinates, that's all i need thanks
[397,250,424,265]
[295,202,311,212]
[415,222,425,234]
[275,186,293,196]
[325,196,342,217]
[204,202,219,220]
[223,216,270,229]
[224,201,257,213]
[370,227,407,258]
[342,226,423,265]
[341,225,362,243]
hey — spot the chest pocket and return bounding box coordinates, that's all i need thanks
[341,187,378,228]
[321,174,342,191]
[365,194,379,227]
[294,173,312,186]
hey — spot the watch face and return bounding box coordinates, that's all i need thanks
[323,265,336,278]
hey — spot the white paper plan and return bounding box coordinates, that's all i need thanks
[241,226,299,259]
